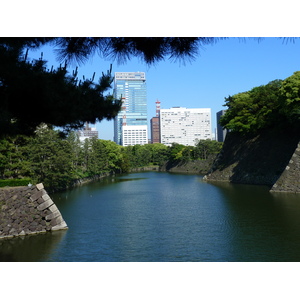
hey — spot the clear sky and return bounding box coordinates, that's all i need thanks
[29,37,300,141]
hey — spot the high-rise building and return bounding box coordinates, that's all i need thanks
[113,72,148,146]
[78,122,98,142]
[150,116,160,143]
[160,107,212,146]
[150,100,161,143]
[216,110,227,142]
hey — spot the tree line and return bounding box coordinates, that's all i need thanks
[0,124,222,191]
[220,71,300,134]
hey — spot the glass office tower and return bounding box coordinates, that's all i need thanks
[113,72,148,146]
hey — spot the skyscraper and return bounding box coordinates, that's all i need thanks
[150,100,161,144]
[113,72,148,146]
[160,107,212,146]
[216,110,227,142]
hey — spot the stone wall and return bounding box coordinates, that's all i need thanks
[160,156,216,174]
[0,183,67,239]
[130,166,160,172]
[204,128,300,191]
[271,142,300,193]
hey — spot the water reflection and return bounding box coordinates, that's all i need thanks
[2,173,300,262]
[208,181,300,261]
[0,230,67,262]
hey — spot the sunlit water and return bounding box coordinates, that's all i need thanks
[1,172,300,262]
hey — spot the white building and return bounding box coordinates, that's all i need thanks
[78,123,98,142]
[160,107,212,146]
[122,125,148,146]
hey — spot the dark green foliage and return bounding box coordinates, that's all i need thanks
[220,72,300,134]
[50,37,218,65]
[0,124,221,190]
[0,126,127,191]
[0,39,121,136]
[0,37,221,137]
[279,71,300,125]
[0,135,31,179]
[124,141,222,168]
[122,143,170,168]
[27,125,76,190]
[194,140,223,160]
[169,140,223,162]
[0,179,31,188]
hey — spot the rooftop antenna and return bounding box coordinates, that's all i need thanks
[155,99,161,117]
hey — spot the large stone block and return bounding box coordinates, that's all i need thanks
[30,190,43,201]
[37,199,54,211]
[50,215,63,226]
[36,183,44,191]
[42,194,50,201]
[48,204,58,213]
[45,210,61,221]
[51,221,68,231]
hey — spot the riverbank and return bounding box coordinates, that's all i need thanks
[0,172,118,240]
[130,166,160,172]
[0,183,67,240]
[160,156,216,174]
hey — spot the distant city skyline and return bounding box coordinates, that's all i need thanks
[28,38,300,141]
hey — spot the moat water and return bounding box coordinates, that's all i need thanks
[1,172,300,262]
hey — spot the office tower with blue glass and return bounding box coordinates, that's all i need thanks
[113,72,148,146]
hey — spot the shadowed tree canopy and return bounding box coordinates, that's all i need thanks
[1,37,223,136]
[0,37,293,136]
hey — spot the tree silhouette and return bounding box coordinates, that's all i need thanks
[0,37,294,136]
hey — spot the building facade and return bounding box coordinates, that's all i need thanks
[160,107,212,146]
[216,110,227,142]
[113,72,148,146]
[150,100,161,143]
[78,123,98,142]
[150,116,160,143]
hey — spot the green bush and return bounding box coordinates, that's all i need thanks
[0,178,31,188]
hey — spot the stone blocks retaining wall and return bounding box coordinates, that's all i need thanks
[0,183,68,239]
[160,156,216,174]
[271,143,300,193]
[130,166,160,172]
[204,129,300,192]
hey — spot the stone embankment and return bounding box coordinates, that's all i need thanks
[130,166,160,172]
[271,142,300,193]
[204,128,300,193]
[0,183,67,239]
[160,156,216,174]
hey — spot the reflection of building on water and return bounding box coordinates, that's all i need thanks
[0,230,67,262]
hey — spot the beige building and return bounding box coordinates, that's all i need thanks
[160,107,212,146]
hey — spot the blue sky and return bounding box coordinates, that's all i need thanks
[29,38,300,141]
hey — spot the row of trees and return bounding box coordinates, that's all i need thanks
[220,71,300,134]
[0,125,222,191]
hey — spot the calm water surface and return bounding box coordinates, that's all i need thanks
[1,172,300,262]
